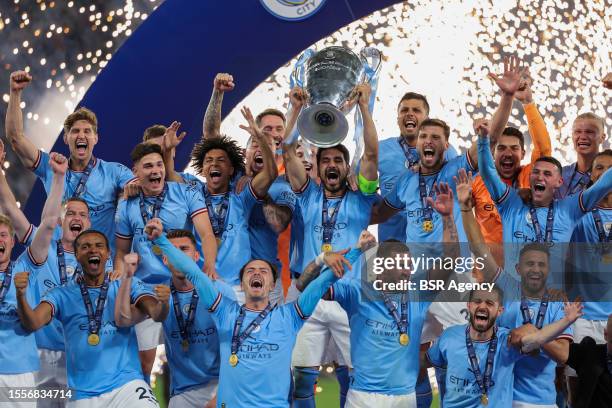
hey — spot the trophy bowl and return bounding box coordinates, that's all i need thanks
[297,46,365,147]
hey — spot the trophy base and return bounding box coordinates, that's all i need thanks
[297,103,349,148]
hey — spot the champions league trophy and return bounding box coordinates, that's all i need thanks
[295,46,380,147]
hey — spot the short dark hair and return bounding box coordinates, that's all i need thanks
[418,118,450,140]
[500,126,525,149]
[534,156,562,174]
[376,239,409,259]
[469,285,504,304]
[167,229,197,248]
[190,135,245,178]
[130,143,163,164]
[398,92,430,114]
[316,144,350,166]
[143,125,167,142]
[519,243,550,261]
[63,197,90,211]
[74,229,109,250]
[594,149,612,161]
[239,259,278,283]
[256,108,286,127]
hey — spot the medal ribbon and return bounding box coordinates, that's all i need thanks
[70,156,96,198]
[322,195,344,246]
[465,325,497,399]
[204,189,230,239]
[520,293,549,329]
[139,184,168,224]
[528,203,554,243]
[592,209,611,243]
[78,271,110,337]
[565,164,589,197]
[418,170,438,224]
[230,303,274,356]
[381,291,408,337]
[170,283,199,346]
[0,262,14,303]
[399,138,419,168]
[56,240,68,285]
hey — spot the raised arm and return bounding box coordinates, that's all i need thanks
[114,253,148,327]
[161,121,187,183]
[477,130,508,202]
[138,284,170,322]
[282,87,308,191]
[6,71,39,169]
[426,182,460,281]
[202,73,234,140]
[0,139,32,242]
[519,301,583,353]
[146,218,219,307]
[515,71,552,160]
[14,271,53,331]
[112,236,132,280]
[356,84,379,184]
[580,167,612,211]
[454,168,499,280]
[192,211,218,279]
[296,248,354,292]
[240,106,277,198]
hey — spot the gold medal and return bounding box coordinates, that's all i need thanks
[181,339,189,352]
[422,220,433,233]
[399,333,409,346]
[229,353,239,367]
[87,333,100,346]
[152,245,162,256]
[321,243,333,252]
[603,253,612,264]
[216,237,222,248]
[481,393,489,406]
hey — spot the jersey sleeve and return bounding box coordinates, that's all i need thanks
[523,102,552,162]
[182,183,208,219]
[445,144,459,160]
[40,286,64,322]
[270,180,296,213]
[208,294,239,335]
[293,177,318,211]
[550,302,573,341]
[328,279,358,314]
[577,167,612,213]
[130,277,157,305]
[31,150,51,183]
[238,180,264,214]
[114,162,137,189]
[445,152,476,178]
[426,336,447,369]
[478,136,509,202]
[383,171,406,210]
[114,200,133,240]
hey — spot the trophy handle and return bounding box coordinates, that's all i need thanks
[290,49,315,90]
[360,47,382,84]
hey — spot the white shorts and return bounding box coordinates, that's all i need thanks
[345,389,416,408]
[168,380,218,408]
[292,299,351,367]
[135,319,163,351]
[67,379,159,408]
[36,349,68,408]
[0,372,37,408]
[565,318,606,377]
[512,402,557,408]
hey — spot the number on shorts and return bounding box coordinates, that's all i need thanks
[135,386,158,404]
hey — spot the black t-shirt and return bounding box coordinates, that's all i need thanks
[566,336,612,408]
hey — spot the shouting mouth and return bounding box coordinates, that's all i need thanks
[209,169,222,183]
[533,182,546,192]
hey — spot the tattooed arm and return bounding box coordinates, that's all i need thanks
[202,73,234,140]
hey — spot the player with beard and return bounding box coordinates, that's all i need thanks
[471,63,552,263]
[556,112,606,199]
[144,218,362,408]
[377,91,459,243]
[189,106,277,301]
[114,142,217,379]
[478,57,612,279]
[6,71,136,250]
[425,287,582,408]
[371,114,479,244]
[458,168,574,407]
[15,230,169,407]
[565,149,612,405]
[116,231,234,408]
[283,83,379,408]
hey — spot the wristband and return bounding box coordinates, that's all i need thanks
[358,173,379,194]
[315,252,325,267]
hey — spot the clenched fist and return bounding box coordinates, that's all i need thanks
[123,253,139,278]
[10,71,32,93]
[214,73,235,92]
[13,271,30,297]
[49,152,68,175]
[154,284,171,304]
